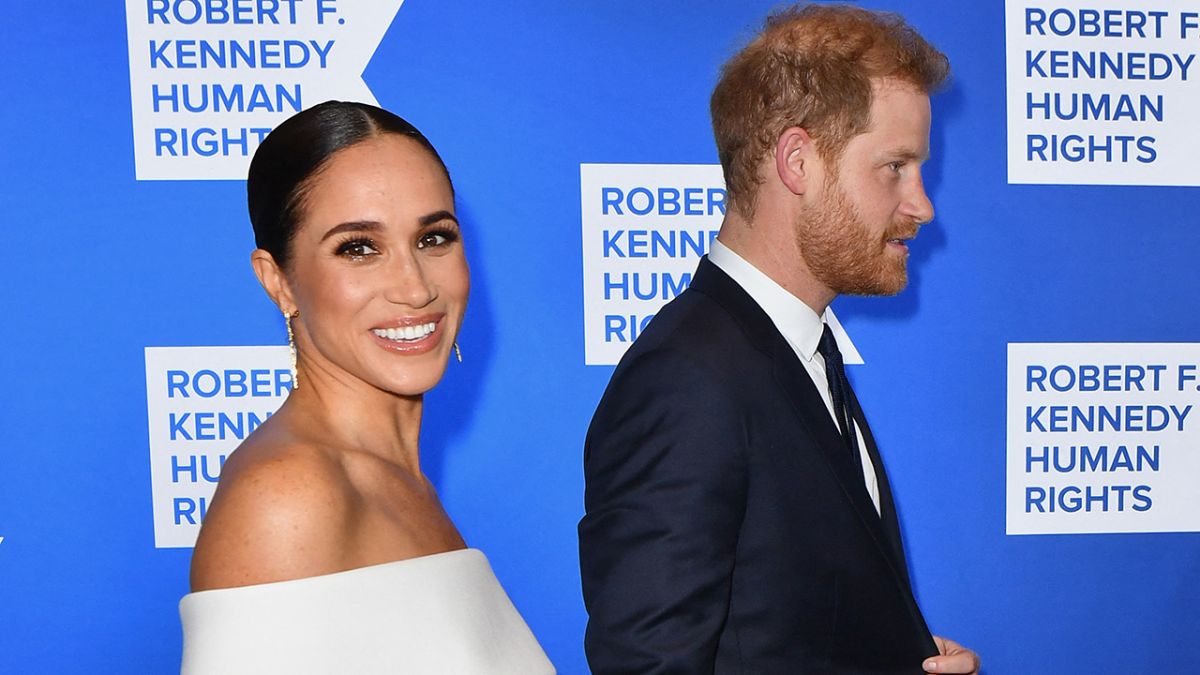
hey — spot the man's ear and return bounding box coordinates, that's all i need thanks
[250,249,296,314]
[774,126,818,196]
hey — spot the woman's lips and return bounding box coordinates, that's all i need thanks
[370,315,444,354]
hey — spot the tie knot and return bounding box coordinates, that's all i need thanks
[817,324,842,363]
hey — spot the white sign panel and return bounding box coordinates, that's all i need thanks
[125,0,404,180]
[1007,343,1200,534]
[1006,0,1200,185]
[145,346,291,548]
[580,163,862,366]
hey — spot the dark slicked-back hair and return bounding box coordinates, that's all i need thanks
[711,4,949,218]
[247,100,452,268]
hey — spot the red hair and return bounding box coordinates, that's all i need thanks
[711,4,949,218]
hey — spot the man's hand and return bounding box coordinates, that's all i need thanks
[922,635,980,674]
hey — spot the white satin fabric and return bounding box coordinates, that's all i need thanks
[179,548,554,674]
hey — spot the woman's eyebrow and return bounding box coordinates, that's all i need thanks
[319,220,383,242]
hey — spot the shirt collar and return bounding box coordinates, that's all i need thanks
[708,239,825,362]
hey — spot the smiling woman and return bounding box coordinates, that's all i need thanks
[178,101,554,674]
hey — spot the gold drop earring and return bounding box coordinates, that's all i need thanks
[285,310,300,390]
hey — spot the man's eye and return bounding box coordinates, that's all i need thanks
[888,161,904,172]
[336,239,379,259]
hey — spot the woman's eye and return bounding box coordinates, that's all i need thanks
[336,239,379,259]
[417,230,457,249]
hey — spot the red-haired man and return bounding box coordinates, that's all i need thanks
[581,5,980,673]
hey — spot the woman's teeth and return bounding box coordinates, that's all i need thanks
[372,322,436,341]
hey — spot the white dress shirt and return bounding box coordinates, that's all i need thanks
[708,239,880,513]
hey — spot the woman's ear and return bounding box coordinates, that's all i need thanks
[250,249,296,314]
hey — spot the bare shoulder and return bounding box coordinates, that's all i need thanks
[189,431,354,592]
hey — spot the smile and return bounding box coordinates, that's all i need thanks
[372,322,437,342]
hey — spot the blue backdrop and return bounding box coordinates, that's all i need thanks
[1,1,1197,673]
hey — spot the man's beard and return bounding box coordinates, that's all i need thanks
[795,176,918,297]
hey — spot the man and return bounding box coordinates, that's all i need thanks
[579,5,980,674]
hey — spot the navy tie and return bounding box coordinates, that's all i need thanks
[817,324,860,457]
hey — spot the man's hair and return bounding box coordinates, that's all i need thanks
[710,4,949,218]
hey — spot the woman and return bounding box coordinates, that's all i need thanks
[180,101,554,674]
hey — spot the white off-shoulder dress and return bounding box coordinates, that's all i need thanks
[179,548,554,674]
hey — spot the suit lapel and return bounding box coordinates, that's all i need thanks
[767,340,901,571]
[846,386,909,580]
[848,385,936,643]
[689,259,902,574]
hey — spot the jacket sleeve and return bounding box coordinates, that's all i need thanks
[579,348,748,674]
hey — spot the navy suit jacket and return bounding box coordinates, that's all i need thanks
[579,257,938,674]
